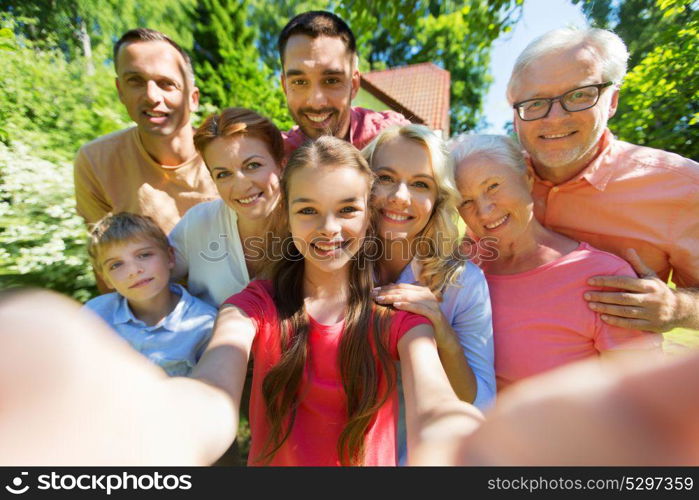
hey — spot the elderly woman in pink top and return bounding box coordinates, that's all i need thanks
[450,134,659,391]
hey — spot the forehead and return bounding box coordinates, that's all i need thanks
[204,135,273,166]
[283,35,352,73]
[511,44,604,101]
[373,137,433,177]
[116,40,186,79]
[288,165,369,202]
[455,155,520,190]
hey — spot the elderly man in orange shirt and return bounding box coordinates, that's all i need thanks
[506,27,699,334]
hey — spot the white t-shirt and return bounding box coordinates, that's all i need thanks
[169,199,251,307]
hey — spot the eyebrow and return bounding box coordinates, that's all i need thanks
[375,166,435,181]
[102,246,156,266]
[210,154,265,171]
[291,196,361,204]
[285,68,346,77]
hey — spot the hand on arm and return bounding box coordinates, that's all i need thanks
[373,283,477,401]
[397,324,484,465]
[585,249,699,332]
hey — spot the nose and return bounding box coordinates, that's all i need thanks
[319,213,341,235]
[388,182,410,207]
[144,80,163,105]
[546,99,569,119]
[127,261,144,277]
[475,196,495,219]
[308,83,328,108]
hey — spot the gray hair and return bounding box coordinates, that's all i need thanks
[506,27,629,103]
[448,134,526,173]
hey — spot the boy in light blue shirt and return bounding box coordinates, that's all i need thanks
[83,212,216,376]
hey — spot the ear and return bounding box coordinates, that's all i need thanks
[607,87,620,119]
[189,85,200,112]
[350,63,360,101]
[281,72,288,96]
[115,77,125,105]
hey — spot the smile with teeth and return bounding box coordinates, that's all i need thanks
[312,240,347,253]
[541,132,575,139]
[305,112,332,123]
[145,111,168,117]
[484,214,509,230]
[383,210,412,223]
[237,193,262,205]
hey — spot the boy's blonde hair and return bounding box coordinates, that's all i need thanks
[87,212,170,273]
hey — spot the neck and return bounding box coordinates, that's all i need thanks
[127,286,179,327]
[302,265,350,301]
[138,126,196,166]
[484,220,576,275]
[378,238,413,284]
[236,214,268,241]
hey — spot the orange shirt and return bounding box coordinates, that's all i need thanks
[530,129,699,288]
[74,127,218,233]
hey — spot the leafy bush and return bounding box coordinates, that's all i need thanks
[0,141,96,301]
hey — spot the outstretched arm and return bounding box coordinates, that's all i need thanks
[0,289,241,465]
[397,324,484,465]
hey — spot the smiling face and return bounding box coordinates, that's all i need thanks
[100,237,174,304]
[455,155,535,249]
[371,137,438,243]
[281,34,359,141]
[203,135,282,220]
[511,44,618,183]
[115,40,199,139]
[287,164,370,275]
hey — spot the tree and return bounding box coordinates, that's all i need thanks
[335,0,524,133]
[573,0,698,158]
[192,0,293,129]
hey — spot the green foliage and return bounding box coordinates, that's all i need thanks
[0,141,96,301]
[574,0,698,159]
[335,0,523,133]
[192,0,293,128]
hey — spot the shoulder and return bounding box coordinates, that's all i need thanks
[612,138,699,182]
[77,127,136,157]
[83,292,121,317]
[179,286,218,318]
[353,107,409,128]
[224,279,274,309]
[564,243,636,277]
[447,261,490,298]
[181,198,226,223]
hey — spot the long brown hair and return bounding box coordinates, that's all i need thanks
[255,136,395,466]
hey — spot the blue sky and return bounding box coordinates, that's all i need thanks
[482,0,589,133]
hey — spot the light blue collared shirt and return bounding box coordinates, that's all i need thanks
[83,284,217,376]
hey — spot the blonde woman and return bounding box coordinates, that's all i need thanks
[363,125,495,408]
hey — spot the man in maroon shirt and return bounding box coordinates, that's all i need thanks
[278,11,410,156]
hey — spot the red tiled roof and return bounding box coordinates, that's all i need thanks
[360,62,450,135]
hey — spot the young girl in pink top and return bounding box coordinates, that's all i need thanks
[193,135,469,465]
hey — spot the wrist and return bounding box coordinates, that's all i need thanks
[672,288,699,330]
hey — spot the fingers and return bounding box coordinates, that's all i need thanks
[587,275,655,292]
[588,301,647,319]
[597,313,652,331]
[625,248,657,279]
[584,290,645,306]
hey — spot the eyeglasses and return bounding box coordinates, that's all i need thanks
[513,82,614,121]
